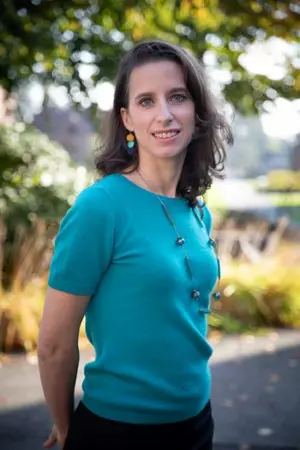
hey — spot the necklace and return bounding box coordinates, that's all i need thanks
[136,170,221,313]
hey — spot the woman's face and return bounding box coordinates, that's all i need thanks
[121,60,195,163]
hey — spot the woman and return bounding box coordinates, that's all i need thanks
[38,39,233,450]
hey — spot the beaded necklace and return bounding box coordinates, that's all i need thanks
[137,170,221,312]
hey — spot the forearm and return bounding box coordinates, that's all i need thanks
[38,345,79,433]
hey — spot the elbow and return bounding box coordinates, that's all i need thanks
[37,336,60,362]
[37,335,78,363]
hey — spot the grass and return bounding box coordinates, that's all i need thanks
[209,258,300,334]
[0,278,46,352]
[0,277,89,353]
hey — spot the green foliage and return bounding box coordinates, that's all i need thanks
[0,1,299,114]
[210,260,300,332]
[0,123,92,226]
[257,170,300,192]
[218,0,299,41]
[0,123,93,289]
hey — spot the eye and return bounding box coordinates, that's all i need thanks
[139,98,153,107]
[169,93,187,103]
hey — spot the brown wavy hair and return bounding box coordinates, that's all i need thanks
[95,39,233,207]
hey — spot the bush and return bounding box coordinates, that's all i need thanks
[0,122,93,224]
[0,276,88,353]
[0,123,93,289]
[210,260,300,332]
[0,277,47,353]
[256,170,300,192]
[0,220,88,353]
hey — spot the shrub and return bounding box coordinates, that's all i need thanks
[256,170,300,192]
[0,123,93,289]
[0,277,47,353]
[210,260,300,332]
[0,122,93,224]
[0,276,88,353]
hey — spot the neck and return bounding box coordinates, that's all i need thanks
[136,153,186,198]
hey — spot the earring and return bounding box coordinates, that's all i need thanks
[126,131,136,155]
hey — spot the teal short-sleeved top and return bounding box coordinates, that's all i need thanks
[48,173,219,424]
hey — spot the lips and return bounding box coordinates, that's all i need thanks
[152,130,181,139]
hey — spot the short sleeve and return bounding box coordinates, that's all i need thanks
[48,185,115,296]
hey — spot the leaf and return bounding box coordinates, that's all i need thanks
[0,0,299,114]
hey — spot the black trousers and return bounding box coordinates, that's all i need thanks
[64,400,214,450]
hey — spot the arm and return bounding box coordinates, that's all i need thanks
[38,287,89,437]
[38,185,115,445]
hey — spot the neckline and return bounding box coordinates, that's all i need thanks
[116,173,188,205]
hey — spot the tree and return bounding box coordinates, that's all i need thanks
[0,0,299,115]
[216,0,300,112]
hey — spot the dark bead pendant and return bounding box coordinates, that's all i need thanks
[191,289,200,299]
[199,307,211,314]
[212,291,221,301]
[209,237,216,247]
[176,237,185,246]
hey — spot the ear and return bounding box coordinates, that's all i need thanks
[120,107,133,132]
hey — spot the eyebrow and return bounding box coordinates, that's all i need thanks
[134,86,188,101]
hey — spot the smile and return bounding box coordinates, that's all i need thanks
[152,130,180,139]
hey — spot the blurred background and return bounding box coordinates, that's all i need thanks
[0,1,300,449]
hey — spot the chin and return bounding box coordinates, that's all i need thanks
[157,147,186,159]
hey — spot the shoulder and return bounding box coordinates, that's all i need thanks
[78,174,127,205]
[73,175,123,214]
[60,179,118,232]
[75,180,112,208]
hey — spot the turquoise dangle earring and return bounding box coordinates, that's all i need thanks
[209,238,222,301]
[126,131,136,155]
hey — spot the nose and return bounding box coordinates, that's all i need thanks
[156,99,173,124]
